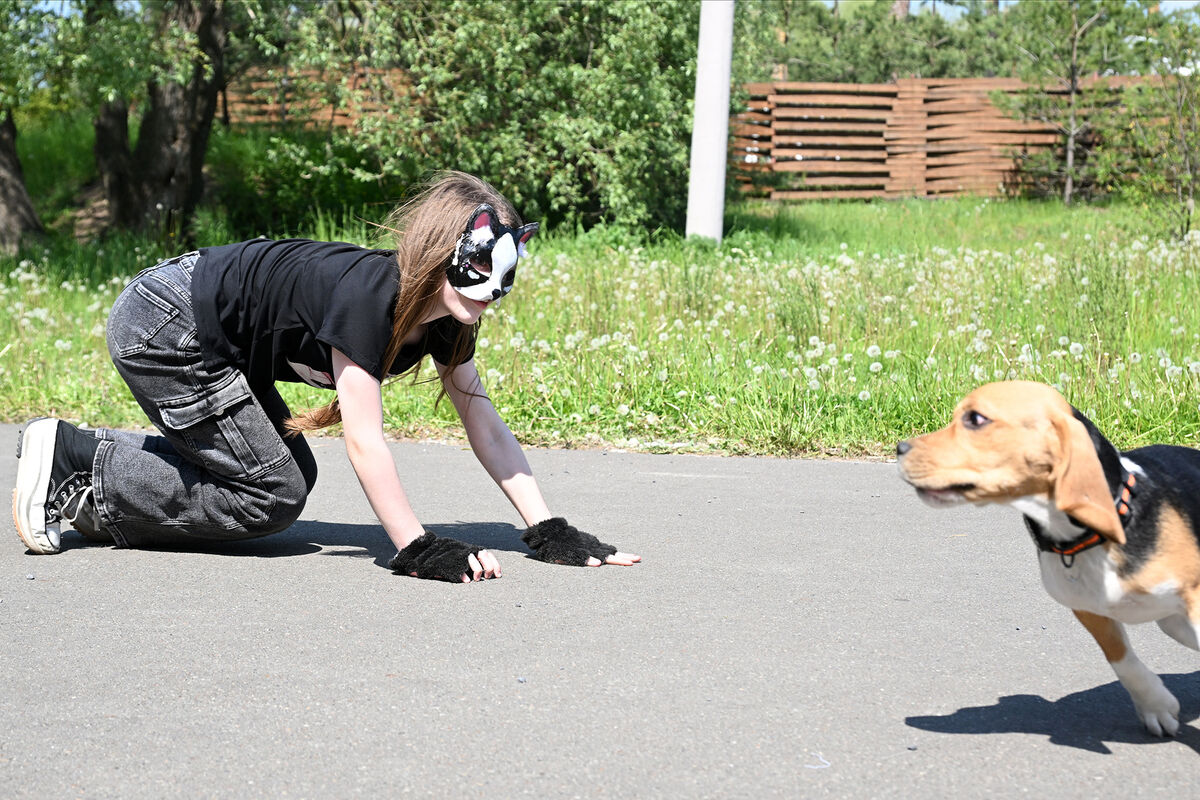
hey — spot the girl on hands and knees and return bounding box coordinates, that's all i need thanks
[12,171,639,582]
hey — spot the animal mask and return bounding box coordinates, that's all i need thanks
[446,204,539,302]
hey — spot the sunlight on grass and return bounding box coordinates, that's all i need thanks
[3,198,1198,457]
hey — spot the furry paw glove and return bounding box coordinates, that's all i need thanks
[389,532,481,581]
[520,517,617,566]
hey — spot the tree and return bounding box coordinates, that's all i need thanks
[732,0,1017,85]
[999,0,1155,204]
[265,1,701,230]
[48,0,282,239]
[1094,9,1200,236]
[0,1,51,253]
[53,0,229,237]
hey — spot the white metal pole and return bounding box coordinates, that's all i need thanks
[685,0,736,243]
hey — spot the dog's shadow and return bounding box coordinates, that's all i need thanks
[69,520,530,570]
[906,674,1200,754]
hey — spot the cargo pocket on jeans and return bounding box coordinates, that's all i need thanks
[159,372,289,481]
[107,281,181,359]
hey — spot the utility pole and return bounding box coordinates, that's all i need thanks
[685,0,735,243]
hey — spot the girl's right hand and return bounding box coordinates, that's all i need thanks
[389,532,502,582]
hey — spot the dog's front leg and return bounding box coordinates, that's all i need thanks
[1073,610,1180,736]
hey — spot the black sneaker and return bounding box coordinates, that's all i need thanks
[12,418,99,554]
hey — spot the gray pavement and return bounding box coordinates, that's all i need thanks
[1,422,1197,798]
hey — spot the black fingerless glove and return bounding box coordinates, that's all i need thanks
[520,517,617,566]
[388,532,481,581]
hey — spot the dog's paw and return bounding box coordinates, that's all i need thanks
[1131,684,1180,737]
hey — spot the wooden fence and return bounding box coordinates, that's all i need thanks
[221,69,404,128]
[223,72,1141,202]
[731,76,1140,200]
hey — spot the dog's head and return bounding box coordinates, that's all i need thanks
[896,381,1124,544]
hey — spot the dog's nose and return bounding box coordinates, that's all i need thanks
[896,441,912,456]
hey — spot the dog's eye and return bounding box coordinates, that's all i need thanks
[962,410,991,430]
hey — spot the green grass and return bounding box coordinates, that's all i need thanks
[4,197,1198,457]
[15,112,95,227]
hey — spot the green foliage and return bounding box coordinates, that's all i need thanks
[993,0,1158,203]
[1091,10,1200,236]
[12,106,94,224]
[733,0,1020,83]
[267,0,700,230]
[0,0,55,109]
[48,1,155,109]
[205,123,405,236]
[9,0,1200,241]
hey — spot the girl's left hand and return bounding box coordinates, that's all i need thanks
[520,517,641,567]
[590,550,641,567]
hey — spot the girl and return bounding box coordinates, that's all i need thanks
[12,171,639,581]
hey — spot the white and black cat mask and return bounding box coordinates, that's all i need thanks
[446,204,539,302]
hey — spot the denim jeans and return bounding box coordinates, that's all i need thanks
[94,252,317,547]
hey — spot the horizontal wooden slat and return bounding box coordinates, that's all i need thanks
[774,161,889,174]
[775,107,891,121]
[772,135,886,147]
[792,175,889,187]
[923,98,993,112]
[769,93,896,108]
[771,81,899,94]
[743,82,775,96]
[774,120,887,133]
[731,137,771,152]
[926,164,1014,179]
[730,123,772,138]
[928,154,1016,168]
[771,189,886,199]
[769,147,888,160]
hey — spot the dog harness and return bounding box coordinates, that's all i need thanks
[1029,470,1138,567]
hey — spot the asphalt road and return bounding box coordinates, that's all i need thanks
[2,423,1197,798]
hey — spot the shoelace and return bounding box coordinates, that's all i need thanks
[49,471,92,525]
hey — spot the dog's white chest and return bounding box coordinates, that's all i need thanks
[1038,551,1183,623]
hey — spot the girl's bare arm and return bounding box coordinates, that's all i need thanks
[332,348,428,550]
[333,348,501,579]
[435,358,552,526]
[436,358,639,567]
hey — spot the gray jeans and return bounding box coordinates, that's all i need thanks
[94,253,317,547]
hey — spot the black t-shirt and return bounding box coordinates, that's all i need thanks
[192,239,474,390]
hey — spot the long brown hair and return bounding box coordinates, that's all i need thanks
[284,171,522,434]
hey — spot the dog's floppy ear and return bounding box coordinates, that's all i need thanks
[1050,413,1125,545]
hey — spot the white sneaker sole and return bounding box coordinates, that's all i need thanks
[12,418,61,554]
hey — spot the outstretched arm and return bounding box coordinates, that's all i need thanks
[434,357,550,526]
[436,358,639,567]
[333,348,500,581]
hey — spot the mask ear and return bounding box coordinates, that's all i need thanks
[516,222,538,256]
[468,204,497,234]
[1051,413,1125,545]
[517,222,539,244]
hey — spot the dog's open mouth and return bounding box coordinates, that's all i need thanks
[914,483,975,507]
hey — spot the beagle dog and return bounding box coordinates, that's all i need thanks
[896,380,1200,736]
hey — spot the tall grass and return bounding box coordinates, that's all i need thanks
[6,197,1195,457]
[4,114,1196,455]
[14,112,95,226]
